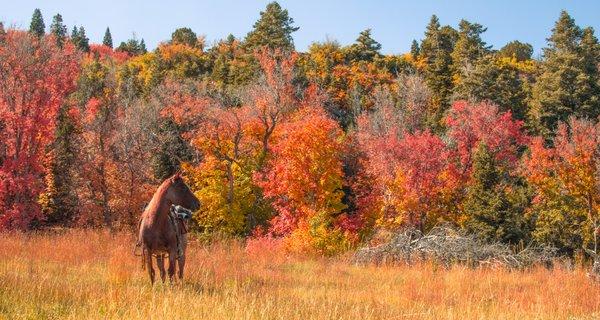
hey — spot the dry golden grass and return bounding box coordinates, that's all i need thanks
[0,230,599,319]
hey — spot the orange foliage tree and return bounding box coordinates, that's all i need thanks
[525,117,600,254]
[256,89,350,254]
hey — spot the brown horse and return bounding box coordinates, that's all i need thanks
[138,173,200,284]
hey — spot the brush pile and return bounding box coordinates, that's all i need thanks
[354,226,558,269]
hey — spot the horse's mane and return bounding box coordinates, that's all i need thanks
[144,175,178,220]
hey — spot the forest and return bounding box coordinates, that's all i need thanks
[1,2,600,259]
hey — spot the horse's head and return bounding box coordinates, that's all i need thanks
[166,173,201,212]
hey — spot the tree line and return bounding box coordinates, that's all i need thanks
[1,3,599,257]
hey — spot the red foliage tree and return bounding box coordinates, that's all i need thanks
[445,100,528,183]
[0,31,79,229]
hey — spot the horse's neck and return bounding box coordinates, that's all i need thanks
[146,184,172,220]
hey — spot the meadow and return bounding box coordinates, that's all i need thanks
[0,230,598,320]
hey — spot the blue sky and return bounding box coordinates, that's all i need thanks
[2,1,600,57]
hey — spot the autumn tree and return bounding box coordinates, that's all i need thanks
[29,9,45,37]
[0,31,79,229]
[257,96,349,254]
[49,13,67,48]
[103,27,113,48]
[525,118,600,255]
[244,1,299,51]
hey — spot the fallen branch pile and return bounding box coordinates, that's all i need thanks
[354,226,558,269]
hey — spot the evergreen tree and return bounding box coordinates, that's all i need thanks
[499,40,533,61]
[451,19,489,81]
[0,22,6,44]
[139,38,147,53]
[39,105,80,226]
[456,54,528,120]
[410,39,420,58]
[49,14,67,48]
[419,15,441,63]
[346,29,382,62]
[71,25,90,52]
[103,27,113,48]
[463,143,527,244]
[171,27,197,47]
[117,36,146,56]
[244,1,299,51]
[29,8,45,37]
[152,119,193,180]
[531,11,600,137]
[420,19,457,131]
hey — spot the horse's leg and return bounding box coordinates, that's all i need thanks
[146,248,155,284]
[177,253,185,280]
[168,249,177,283]
[178,236,187,280]
[156,254,166,283]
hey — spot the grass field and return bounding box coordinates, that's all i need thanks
[0,230,599,319]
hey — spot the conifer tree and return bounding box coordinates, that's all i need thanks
[410,39,420,58]
[531,11,600,136]
[71,25,90,52]
[463,143,527,244]
[420,17,457,131]
[244,1,299,51]
[40,105,79,226]
[456,54,528,120]
[346,29,382,62]
[499,40,533,61]
[451,19,489,81]
[0,22,5,44]
[29,8,45,37]
[103,27,113,48]
[171,27,197,47]
[50,14,67,48]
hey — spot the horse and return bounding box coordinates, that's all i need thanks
[138,173,200,284]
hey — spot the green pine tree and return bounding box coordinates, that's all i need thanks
[117,35,146,56]
[531,11,600,137]
[0,22,6,44]
[152,119,193,180]
[346,29,382,62]
[455,54,528,120]
[49,14,67,48]
[498,40,533,61]
[463,143,528,244]
[410,39,420,58]
[139,38,147,53]
[103,27,113,48]
[244,1,299,51]
[71,25,90,52]
[171,27,197,47]
[40,105,80,226]
[29,8,45,37]
[451,19,489,81]
[420,18,457,132]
